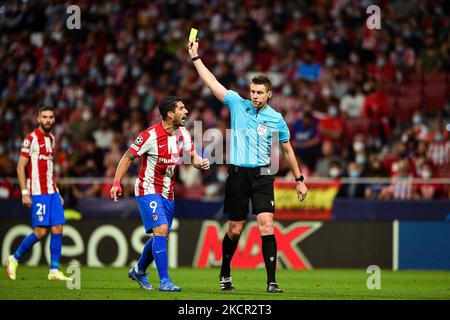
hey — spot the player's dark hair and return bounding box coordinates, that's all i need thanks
[251,75,272,92]
[159,96,182,120]
[39,106,55,115]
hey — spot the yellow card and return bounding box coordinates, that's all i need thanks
[189,28,198,42]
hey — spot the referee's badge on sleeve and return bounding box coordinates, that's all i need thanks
[256,123,267,136]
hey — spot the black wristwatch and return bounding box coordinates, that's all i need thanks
[295,175,304,182]
[191,56,201,61]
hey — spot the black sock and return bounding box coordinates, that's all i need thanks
[261,234,277,284]
[220,233,239,278]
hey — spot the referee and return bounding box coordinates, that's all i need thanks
[188,41,308,293]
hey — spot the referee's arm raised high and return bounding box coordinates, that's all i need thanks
[188,40,227,103]
[188,39,307,202]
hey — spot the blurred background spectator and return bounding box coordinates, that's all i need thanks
[0,0,448,200]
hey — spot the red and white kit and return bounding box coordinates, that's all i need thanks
[20,128,57,195]
[127,122,194,200]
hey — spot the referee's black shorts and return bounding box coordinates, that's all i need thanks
[223,165,275,221]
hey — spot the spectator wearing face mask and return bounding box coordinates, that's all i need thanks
[348,135,366,162]
[411,109,430,142]
[315,140,343,177]
[362,81,391,145]
[68,106,97,142]
[318,102,344,151]
[327,160,343,179]
[412,141,429,175]
[291,111,321,170]
[340,85,365,118]
[70,159,101,200]
[389,36,416,74]
[414,162,443,200]
[298,50,322,82]
[336,161,365,198]
[368,53,396,82]
[386,158,415,200]
[364,154,390,200]
[53,133,74,176]
[427,118,450,170]
[93,118,114,152]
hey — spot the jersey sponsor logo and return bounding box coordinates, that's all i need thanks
[38,154,53,160]
[158,144,166,148]
[135,136,143,145]
[158,157,177,164]
[256,123,267,136]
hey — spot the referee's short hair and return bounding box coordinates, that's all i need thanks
[38,106,55,115]
[159,96,182,120]
[251,75,272,92]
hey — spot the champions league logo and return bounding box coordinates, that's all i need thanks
[134,136,143,145]
[177,136,183,148]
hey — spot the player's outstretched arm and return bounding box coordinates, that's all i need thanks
[188,40,227,103]
[110,151,135,202]
[191,148,210,171]
[280,141,308,201]
[17,155,32,208]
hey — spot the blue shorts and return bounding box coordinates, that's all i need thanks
[31,193,66,228]
[136,194,174,234]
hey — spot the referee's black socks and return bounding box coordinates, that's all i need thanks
[220,233,239,278]
[262,234,277,284]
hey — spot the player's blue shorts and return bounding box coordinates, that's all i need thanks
[136,194,174,234]
[30,193,65,228]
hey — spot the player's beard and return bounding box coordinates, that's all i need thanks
[40,122,55,133]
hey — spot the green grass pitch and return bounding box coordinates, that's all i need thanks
[1,266,449,300]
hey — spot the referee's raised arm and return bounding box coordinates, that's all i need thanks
[188,40,227,103]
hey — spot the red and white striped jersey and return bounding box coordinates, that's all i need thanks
[128,122,194,200]
[20,128,57,195]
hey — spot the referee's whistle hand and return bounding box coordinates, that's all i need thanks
[296,182,308,202]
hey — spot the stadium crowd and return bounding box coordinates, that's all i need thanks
[0,0,449,202]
